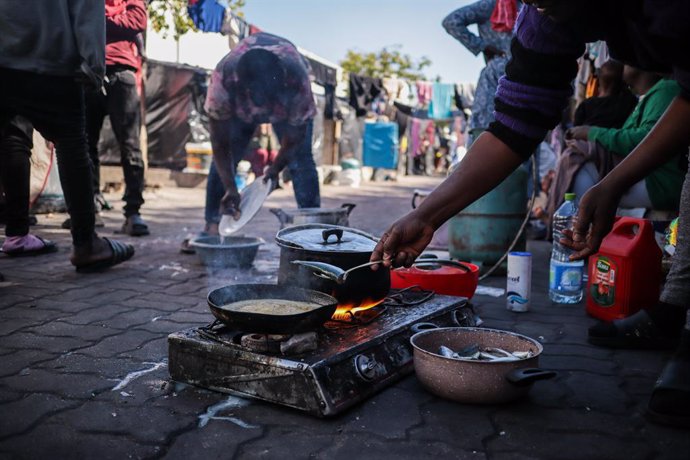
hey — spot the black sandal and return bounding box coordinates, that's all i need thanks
[646,355,690,429]
[588,310,680,349]
[75,237,134,273]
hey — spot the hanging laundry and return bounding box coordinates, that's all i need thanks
[428,82,455,119]
[348,74,384,117]
[187,0,227,33]
[416,81,433,107]
[490,0,518,32]
[222,10,249,48]
[307,57,338,119]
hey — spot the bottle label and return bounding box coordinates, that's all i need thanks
[549,261,583,292]
[589,256,617,307]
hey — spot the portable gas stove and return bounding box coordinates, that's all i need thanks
[168,289,477,417]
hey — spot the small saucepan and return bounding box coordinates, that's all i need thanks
[410,327,556,404]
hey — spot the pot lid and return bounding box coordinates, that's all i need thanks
[271,203,355,216]
[275,224,378,253]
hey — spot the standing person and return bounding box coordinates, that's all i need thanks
[85,0,149,236]
[372,1,690,428]
[0,0,134,272]
[201,32,320,235]
[442,0,516,145]
[0,117,57,257]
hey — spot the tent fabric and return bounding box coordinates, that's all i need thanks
[99,60,208,170]
[362,122,398,169]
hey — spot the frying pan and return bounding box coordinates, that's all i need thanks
[207,284,338,334]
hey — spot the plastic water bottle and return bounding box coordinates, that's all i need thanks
[549,193,584,303]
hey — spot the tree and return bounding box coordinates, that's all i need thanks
[340,45,432,81]
[148,0,246,41]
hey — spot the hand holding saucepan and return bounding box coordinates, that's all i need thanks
[370,211,435,270]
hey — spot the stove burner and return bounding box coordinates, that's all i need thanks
[240,333,290,353]
[383,286,434,307]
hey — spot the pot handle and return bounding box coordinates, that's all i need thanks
[341,203,357,215]
[322,228,344,244]
[412,259,471,272]
[412,189,429,209]
[269,208,290,226]
[505,368,557,387]
[410,322,439,334]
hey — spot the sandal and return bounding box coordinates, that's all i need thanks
[180,231,210,255]
[588,310,680,349]
[646,354,690,429]
[2,235,58,257]
[75,237,134,273]
[119,214,149,237]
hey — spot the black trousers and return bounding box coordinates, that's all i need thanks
[86,67,144,217]
[0,68,95,245]
[0,116,32,237]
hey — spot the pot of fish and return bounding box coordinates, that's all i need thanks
[410,327,556,404]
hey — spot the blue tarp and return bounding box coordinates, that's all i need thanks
[363,122,398,169]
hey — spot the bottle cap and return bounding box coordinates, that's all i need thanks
[564,193,576,201]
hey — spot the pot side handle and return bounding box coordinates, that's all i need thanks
[410,322,439,334]
[269,208,290,226]
[505,368,557,387]
[341,203,357,215]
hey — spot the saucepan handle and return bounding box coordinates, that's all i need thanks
[322,228,344,244]
[505,368,557,387]
[410,322,439,334]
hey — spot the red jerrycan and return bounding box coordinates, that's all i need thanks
[586,217,662,322]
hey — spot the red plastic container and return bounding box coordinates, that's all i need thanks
[391,260,480,298]
[586,217,662,322]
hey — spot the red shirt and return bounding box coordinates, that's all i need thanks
[105,0,147,70]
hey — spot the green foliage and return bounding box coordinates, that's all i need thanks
[340,45,432,81]
[148,0,246,41]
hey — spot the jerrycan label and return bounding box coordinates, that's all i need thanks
[549,261,583,292]
[590,256,617,307]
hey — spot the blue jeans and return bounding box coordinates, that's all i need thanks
[204,119,320,224]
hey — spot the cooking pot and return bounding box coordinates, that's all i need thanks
[275,224,389,307]
[207,284,338,334]
[270,203,356,228]
[392,259,480,298]
[410,327,556,404]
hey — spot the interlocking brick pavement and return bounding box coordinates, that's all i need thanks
[1,175,688,459]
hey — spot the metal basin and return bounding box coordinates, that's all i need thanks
[190,235,262,268]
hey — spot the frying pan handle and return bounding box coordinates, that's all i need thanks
[322,228,343,244]
[505,368,557,387]
[341,203,357,215]
[411,322,439,334]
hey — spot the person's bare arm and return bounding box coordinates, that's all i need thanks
[563,96,690,259]
[372,132,524,268]
[263,124,307,183]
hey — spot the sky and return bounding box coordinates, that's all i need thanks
[242,0,483,83]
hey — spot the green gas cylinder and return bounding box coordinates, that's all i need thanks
[448,167,528,268]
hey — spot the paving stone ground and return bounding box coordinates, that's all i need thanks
[1,174,688,459]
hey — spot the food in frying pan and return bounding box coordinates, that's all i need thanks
[222,299,323,316]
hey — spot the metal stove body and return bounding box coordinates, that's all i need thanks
[168,292,475,417]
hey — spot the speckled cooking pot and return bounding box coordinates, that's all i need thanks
[410,327,556,404]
